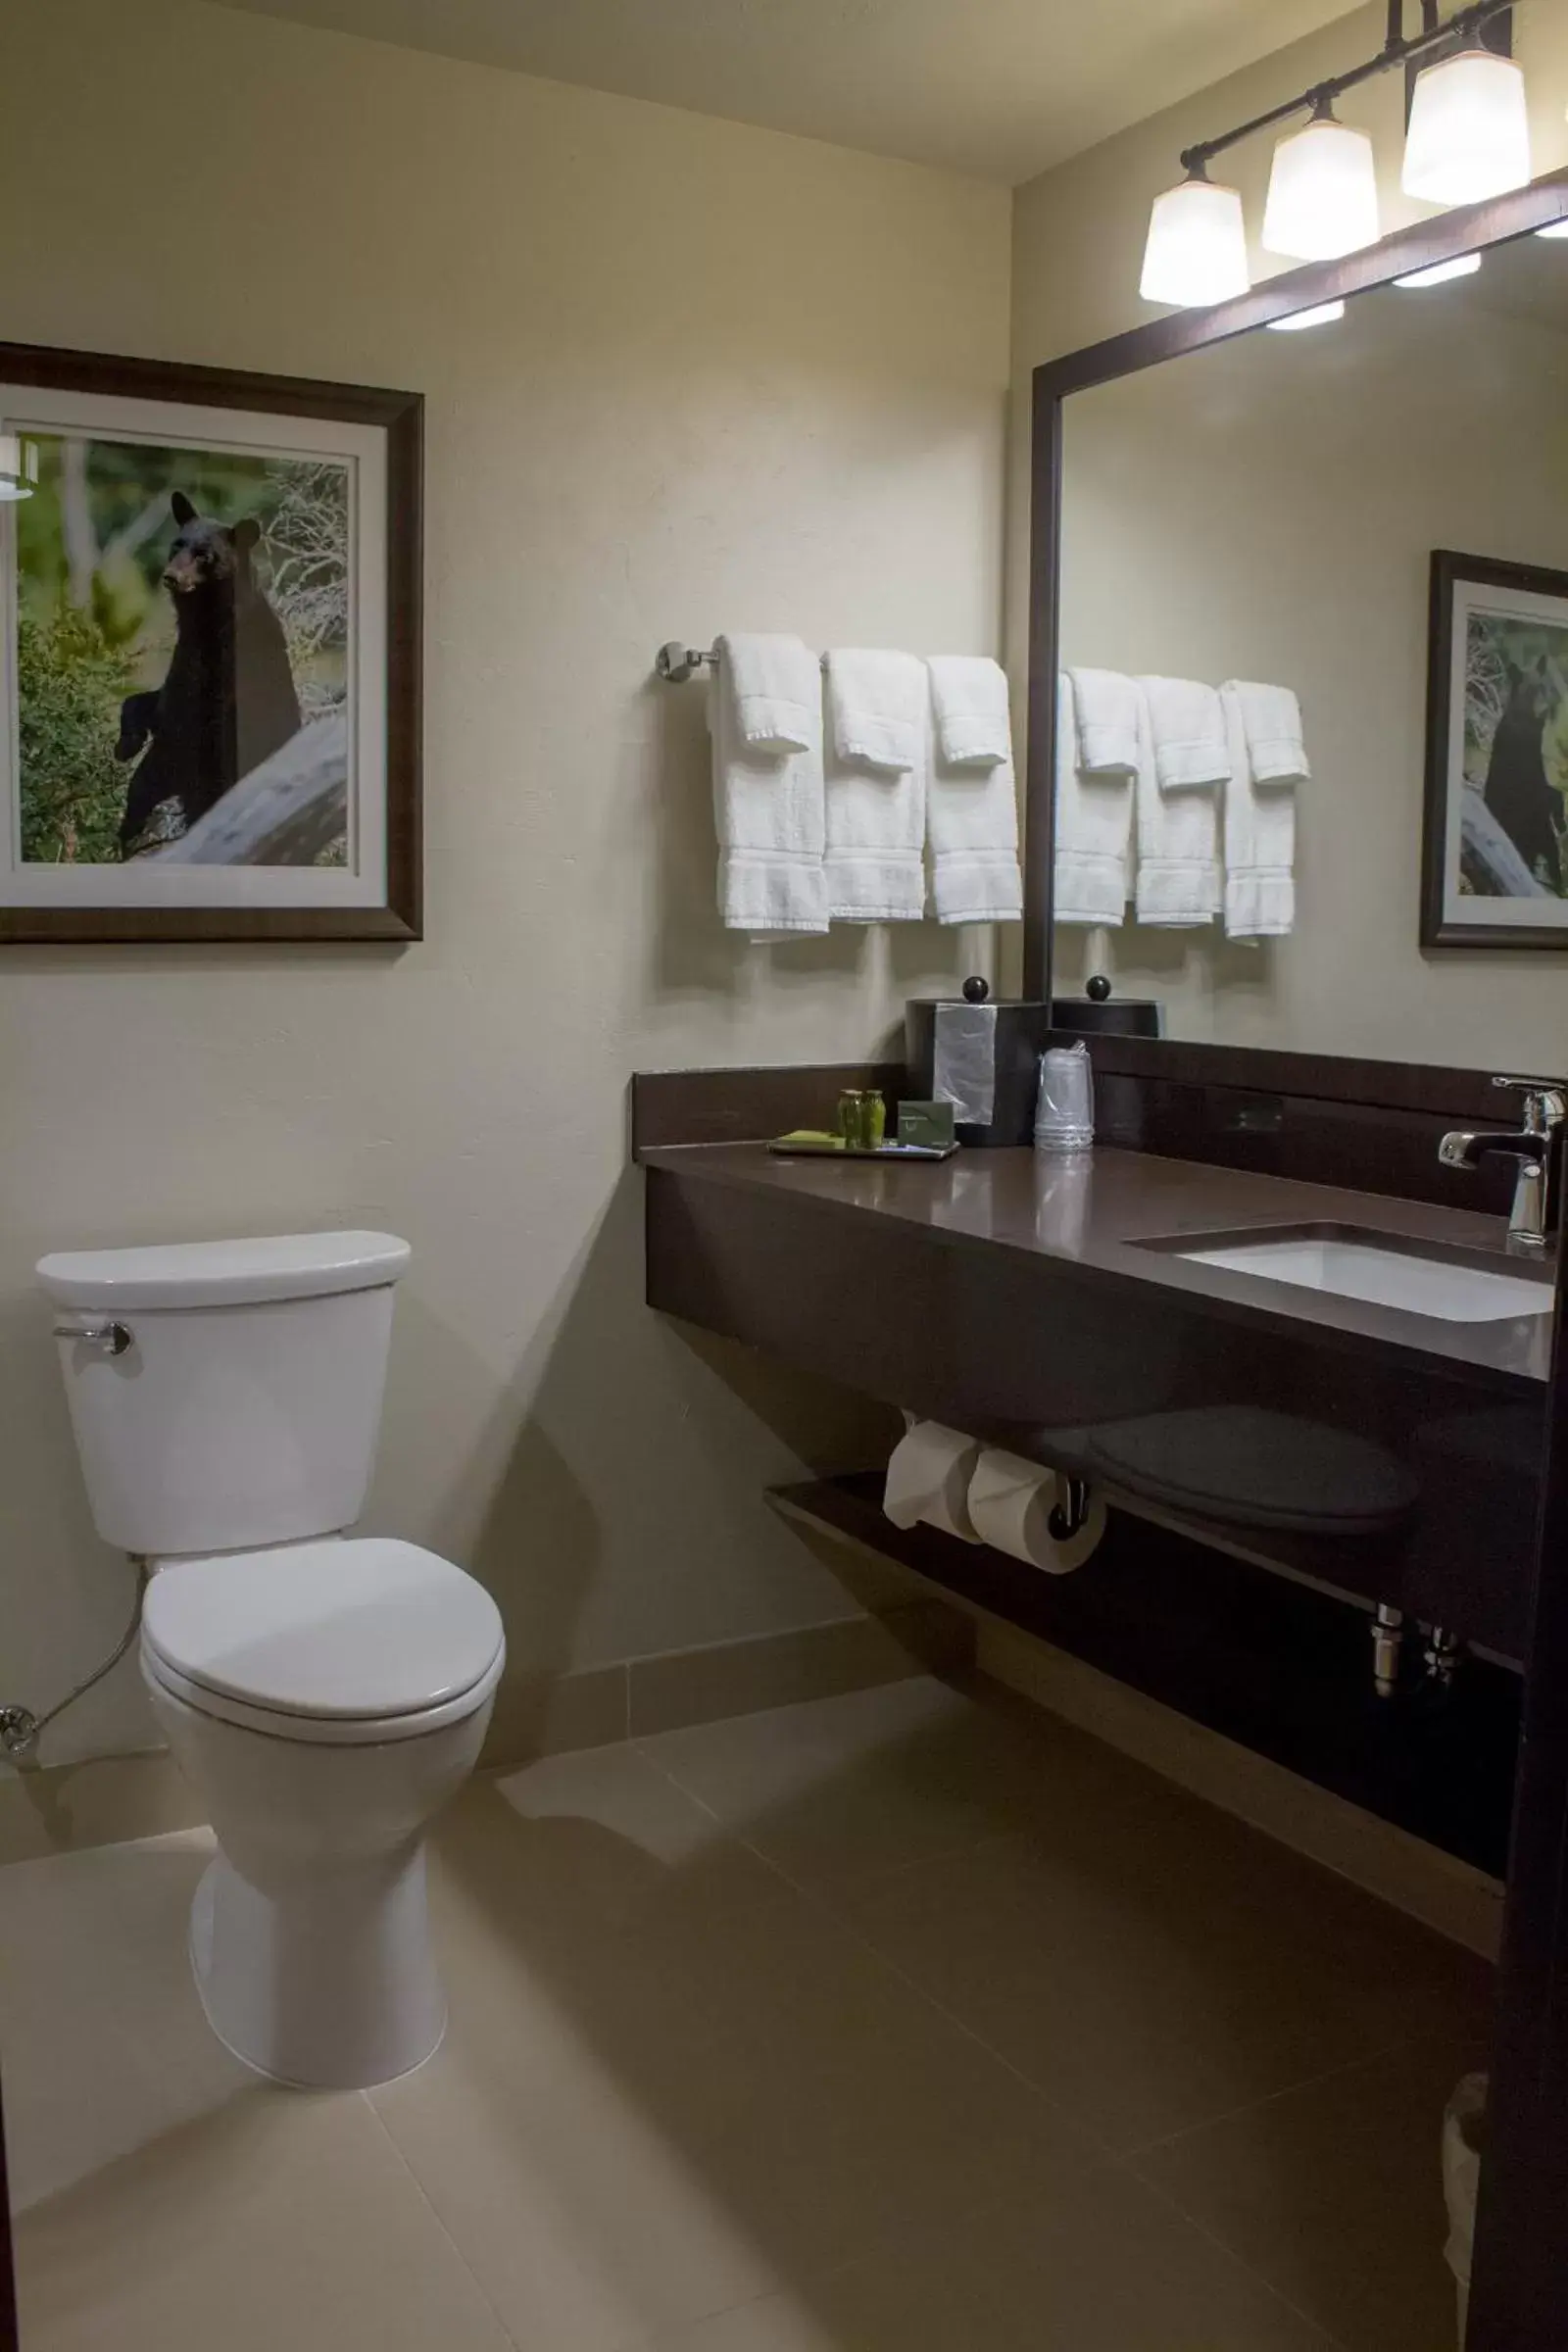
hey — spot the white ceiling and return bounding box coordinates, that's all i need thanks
[218,0,1360,185]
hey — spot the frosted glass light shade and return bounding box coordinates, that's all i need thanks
[1262,118,1380,259]
[1401,49,1531,206]
[1266,299,1347,331]
[1394,251,1483,288]
[0,434,36,504]
[1140,177,1250,307]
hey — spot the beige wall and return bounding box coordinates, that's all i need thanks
[1007,3,1568,1014]
[0,0,1009,1763]
[1054,274,1568,1061]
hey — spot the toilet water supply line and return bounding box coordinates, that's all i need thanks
[0,1554,150,1762]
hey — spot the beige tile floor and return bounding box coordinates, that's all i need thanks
[1,1676,1492,2352]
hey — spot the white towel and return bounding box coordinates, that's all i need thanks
[824,652,927,921]
[825,647,922,774]
[1227,679,1309,785]
[1221,683,1296,939]
[926,655,1011,767]
[1137,675,1231,794]
[1134,686,1219,927]
[716,630,817,754]
[1054,672,1132,926]
[710,638,828,937]
[1066,666,1141,776]
[927,669,1022,926]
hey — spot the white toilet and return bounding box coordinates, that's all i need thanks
[36,1230,505,2092]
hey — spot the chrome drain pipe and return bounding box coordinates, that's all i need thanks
[1371,1602,1405,1699]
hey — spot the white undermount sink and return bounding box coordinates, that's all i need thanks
[1169,1230,1554,1324]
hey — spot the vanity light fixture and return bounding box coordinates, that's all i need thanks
[1140,0,1522,309]
[1393,250,1484,285]
[1402,44,1531,204]
[1262,102,1380,260]
[0,435,37,504]
[1265,299,1348,330]
[1139,167,1250,306]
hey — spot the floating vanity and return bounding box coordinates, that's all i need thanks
[636,1045,1549,1675]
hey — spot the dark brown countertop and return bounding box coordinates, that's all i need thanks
[639,1142,1555,1389]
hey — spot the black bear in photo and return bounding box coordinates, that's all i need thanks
[116,492,301,857]
[1484,662,1563,888]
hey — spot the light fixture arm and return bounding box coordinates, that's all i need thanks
[1177,0,1517,178]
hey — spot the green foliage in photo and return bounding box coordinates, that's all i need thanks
[17,606,137,864]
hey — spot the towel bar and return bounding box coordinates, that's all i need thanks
[655,641,831,683]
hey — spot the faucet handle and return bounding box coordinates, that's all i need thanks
[1494,1075,1568,1130]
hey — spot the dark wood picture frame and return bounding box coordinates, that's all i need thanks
[0,340,422,945]
[1421,547,1568,952]
[1023,163,1568,1000]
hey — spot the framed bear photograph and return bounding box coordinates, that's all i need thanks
[0,341,420,943]
[1422,547,1568,952]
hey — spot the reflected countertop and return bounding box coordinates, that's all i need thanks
[638,1141,1555,1389]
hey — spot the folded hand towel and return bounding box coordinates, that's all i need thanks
[716,631,818,754]
[927,667,1022,925]
[1066,666,1141,776]
[824,651,927,920]
[1220,683,1296,939]
[1134,685,1219,927]
[1054,671,1132,926]
[826,647,923,773]
[1137,675,1231,794]
[926,655,1011,767]
[711,636,828,936]
[1226,680,1309,785]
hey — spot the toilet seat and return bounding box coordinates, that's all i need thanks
[141,1537,505,1746]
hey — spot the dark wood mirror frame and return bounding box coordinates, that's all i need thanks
[1021,163,1568,1002]
[1025,168,1568,2350]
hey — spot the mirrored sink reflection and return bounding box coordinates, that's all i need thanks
[1146,1223,1555,1325]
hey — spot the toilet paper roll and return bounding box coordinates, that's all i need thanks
[966,1449,1106,1573]
[883,1421,983,1544]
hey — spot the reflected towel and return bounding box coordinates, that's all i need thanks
[1066,666,1140,776]
[1221,683,1296,939]
[1137,674,1231,794]
[1054,671,1132,925]
[1134,686,1219,927]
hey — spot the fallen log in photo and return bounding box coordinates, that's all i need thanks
[155,711,349,867]
[1459,787,1554,901]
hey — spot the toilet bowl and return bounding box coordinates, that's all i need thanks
[142,1537,504,2087]
[36,1231,505,2091]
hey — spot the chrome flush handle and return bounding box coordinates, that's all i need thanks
[52,1317,133,1356]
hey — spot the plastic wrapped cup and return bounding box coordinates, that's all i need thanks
[1035,1043,1094,1152]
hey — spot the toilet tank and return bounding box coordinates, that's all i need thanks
[36,1232,412,1558]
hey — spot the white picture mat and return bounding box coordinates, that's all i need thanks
[0,384,388,907]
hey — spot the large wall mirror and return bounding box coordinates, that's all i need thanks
[1028,173,1568,1074]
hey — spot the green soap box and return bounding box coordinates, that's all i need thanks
[897,1100,956,1151]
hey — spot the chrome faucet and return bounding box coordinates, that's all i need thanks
[1439,1076,1567,1258]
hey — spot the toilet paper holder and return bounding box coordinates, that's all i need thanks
[1049,1477,1094,1542]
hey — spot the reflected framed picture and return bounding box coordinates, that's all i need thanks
[0,341,420,943]
[1422,547,1568,951]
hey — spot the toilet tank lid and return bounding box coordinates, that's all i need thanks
[36,1230,411,1312]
